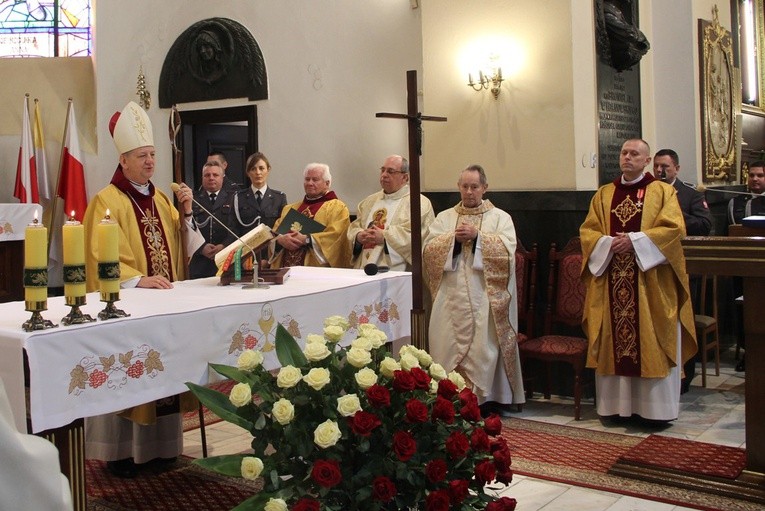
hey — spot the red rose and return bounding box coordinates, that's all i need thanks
[425,458,448,483]
[470,427,490,452]
[445,430,469,459]
[366,384,391,408]
[431,396,455,424]
[372,475,397,502]
[425,489,451,511]
[349,410,382,436]
[448,479,469,503]
[405,398,429,423]
[460,400,481,422]
[437,379,458,399]
[483,413,503,436]
[310,459,342,488]
[496,466,514,484]
[392,370,416,392]
[474,459,496,485]
[491,438,512,471]
[486,497,518,511]
[392,430,417,461]
[410,367,432,389]
[292,497,320,511]
[458,387,478,405]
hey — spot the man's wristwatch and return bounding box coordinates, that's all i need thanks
[305,235,312,247]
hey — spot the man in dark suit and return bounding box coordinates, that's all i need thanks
[189,160,236,279]
[653,148,712,392]
[206,151,244,192]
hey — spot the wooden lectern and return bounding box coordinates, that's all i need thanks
[682,229,765,497]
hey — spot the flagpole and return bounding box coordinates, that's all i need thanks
[48,98,73,254]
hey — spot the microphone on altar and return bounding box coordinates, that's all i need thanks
[364,263,390,276]
[171,182,270,289]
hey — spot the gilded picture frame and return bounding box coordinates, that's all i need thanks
[699,8,739,182]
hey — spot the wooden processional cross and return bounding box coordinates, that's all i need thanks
[376,70,446,351]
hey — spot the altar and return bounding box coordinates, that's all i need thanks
[0,266,412,434]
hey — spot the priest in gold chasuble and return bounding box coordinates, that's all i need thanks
[83,102,204,477]
[580,139,697,422]
[270,163,351,269]
[424,165,524,411]
[348,155,435,271]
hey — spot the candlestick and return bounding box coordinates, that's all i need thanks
[63,212,86,302]
[96,210,129,320]
[22,215,56,331]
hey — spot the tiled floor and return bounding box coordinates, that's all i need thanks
[182,347,746,511]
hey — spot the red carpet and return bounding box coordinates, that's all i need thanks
[501,418,761,511]
[617,434,746,480]
[86,457,261,510]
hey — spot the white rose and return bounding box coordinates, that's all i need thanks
[399,344,417,358]
[355,367,378,389]
[276,365,303,389]
[429,378,439,394]
[346,347,372,368]
[379,356,401,378]
[448,371,467,390]
[415,348,433,367]
[314,419,342,448]
[306,334,328,345]
[236,350,264,371]
[304,341,332,362]
[323,324,345,342]
[369,330,387,348]
[229,382,253,407]
[358,323,380,336]
[351,336,373,351]
[265,498,288,511]
[272,398,295,425]
[429,362,447,381]
[303,367,331,390]
[399,352,421,371]
[241,456,264,480]
[336,394,361,417]
[324,315,350,331]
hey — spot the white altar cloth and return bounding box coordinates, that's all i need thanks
[0,266,412,433]
[0,203,43,241]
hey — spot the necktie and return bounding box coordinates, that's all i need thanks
[256,190,262,205]
[209,192,217,203]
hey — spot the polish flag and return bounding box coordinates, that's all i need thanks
[33,99,52,209]
[13,95,39,204]
[57,100,88,222]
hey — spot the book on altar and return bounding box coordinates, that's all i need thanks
[275,208,325,235]
[214,223,275,269]
[742,215,765,228]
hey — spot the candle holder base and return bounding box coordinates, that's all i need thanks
[22,310,58,332]
[98,300,131,321]
[61,305,96,326]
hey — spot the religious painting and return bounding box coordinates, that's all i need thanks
[699,7,739,183]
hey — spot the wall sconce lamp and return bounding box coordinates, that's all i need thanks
[467,67,503,99]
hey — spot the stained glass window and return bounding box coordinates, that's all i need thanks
[0,0,91,57]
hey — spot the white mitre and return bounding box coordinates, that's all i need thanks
[109,101,154,154]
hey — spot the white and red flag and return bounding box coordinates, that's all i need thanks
[57,100,88,222]
[33,99,52,209]
[13,94,39,204]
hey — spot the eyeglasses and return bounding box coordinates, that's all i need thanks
[380,167,406,175]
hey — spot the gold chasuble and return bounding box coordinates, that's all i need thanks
[423,200,524,403]
[271,191,351,269]
[580,175,697,379]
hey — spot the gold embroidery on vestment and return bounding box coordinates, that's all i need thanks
[140,208,170,279]
[611,194,642,227]
[610,253,638,363]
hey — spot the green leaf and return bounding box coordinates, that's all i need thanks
[192,454,247,476]
[230,492,273,511]
[208,363,257,384]
[275,323,307,367]
[186,382,254,431]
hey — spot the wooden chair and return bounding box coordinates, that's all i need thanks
[695,275,720,387]
[515,240,539,343]
[518,237,590,420]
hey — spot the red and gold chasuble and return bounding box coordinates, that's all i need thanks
[111,168,175,280]
[282,191,337,267]
[607,174,655,376]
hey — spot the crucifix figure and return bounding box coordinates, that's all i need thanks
[376,70,447,351]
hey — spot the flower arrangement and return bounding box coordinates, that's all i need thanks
[187,316,517,511]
